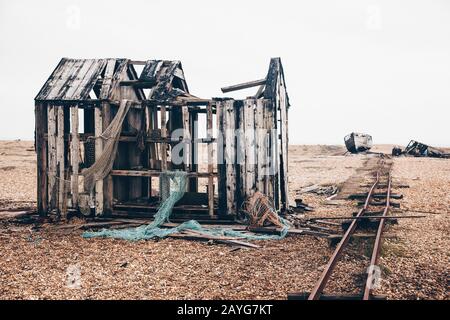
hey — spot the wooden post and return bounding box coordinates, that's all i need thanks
[94,107,103,215]
[47,105,57,212]
[189,112,199,192]
[56,106,66,218]
[216,101,227,216]
[160,106,168,201]
[182,106,191,172]
[236,101,246,211]
[35,102,48,215]
[206,103,214,217]
[278,74,289,211]
[70,106,79,209]
[244,99,256,198]
[224,100,236,215]
[100,59,116,214]
[255,99,265,193]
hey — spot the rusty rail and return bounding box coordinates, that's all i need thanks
[363,174,391,300]
[308,172,381,300]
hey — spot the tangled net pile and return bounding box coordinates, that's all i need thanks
[83,171,289,241]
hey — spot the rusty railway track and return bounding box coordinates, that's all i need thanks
[306,165,393,300]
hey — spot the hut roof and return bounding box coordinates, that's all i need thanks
[35,58,188,102]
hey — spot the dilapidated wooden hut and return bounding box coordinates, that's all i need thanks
[34,57,290,222]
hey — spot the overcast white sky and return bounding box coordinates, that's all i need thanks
[0,0,449,146]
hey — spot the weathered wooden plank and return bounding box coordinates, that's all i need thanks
[94,107,103,215]
[73,59,107,100]
[47,105,57,211]
[70,106,79,209]
[182,106,191,170]
[57,59,88,100]
[221,78,266,93]
[278,72,289,210]
[236,101,245,210]
[189,112,199,192]
[224,100,236,214]
[111,170,216,178]
[35,58,67,100]
[255,99,266,193]
[263,101,270,195]
[56,107,66,217]
[160,105,167,171]
[216,101,227,216]
[139,60,164,82]
[35,103,48,215]
[100,59,116,214]
[206,103,214,217]
[271,100,280,210]
[244,99,256,198]
[46,60,78,100]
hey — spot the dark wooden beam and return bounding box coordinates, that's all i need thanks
[221,78,266,93]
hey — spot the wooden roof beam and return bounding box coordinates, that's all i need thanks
[221,78,266,94]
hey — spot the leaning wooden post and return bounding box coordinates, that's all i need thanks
[206,103,215,217]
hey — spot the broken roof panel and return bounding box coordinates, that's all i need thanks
[140,60,189,100]
[35,58,108,101]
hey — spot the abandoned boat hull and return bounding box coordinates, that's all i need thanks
[344,133,373,153]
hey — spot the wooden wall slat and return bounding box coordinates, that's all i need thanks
[244,99,256,198]
[35,103,48,215]
[224,100,236,214]
[56,107,66,218]
[278,74,289,210]
[206,103,214,217]
[70,106,79,209]
[255,99,266,193]
[47,105,57,211]
[216,101,227,216]
[94,107,103,215]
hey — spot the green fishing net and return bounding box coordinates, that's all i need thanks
[83,171,289,241]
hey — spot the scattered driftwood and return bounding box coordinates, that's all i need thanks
[0,209,35,220]
[247,226,330,238]
[298,185,338,196]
